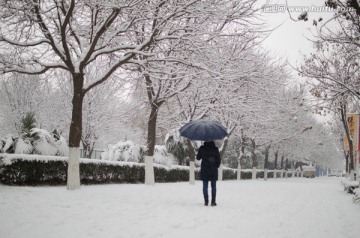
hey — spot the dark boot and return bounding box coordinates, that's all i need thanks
[211,198,217,206]
[204,197,209,206]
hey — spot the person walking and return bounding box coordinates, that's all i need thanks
[196,141,221,206]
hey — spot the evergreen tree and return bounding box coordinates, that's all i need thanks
[20,112,37,140]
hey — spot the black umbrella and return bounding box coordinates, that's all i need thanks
[179,120,228,141]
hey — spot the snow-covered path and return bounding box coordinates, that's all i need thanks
[0,177,359,238]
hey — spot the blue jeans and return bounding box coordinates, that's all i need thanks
[203,180,216,200]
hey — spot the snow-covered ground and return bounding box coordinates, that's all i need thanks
[1,177,359,238]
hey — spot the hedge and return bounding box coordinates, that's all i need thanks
[0,154,198,185]
[0,154,298,186]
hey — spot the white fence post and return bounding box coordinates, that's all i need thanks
[237,165,241,180]
[264,169,268,181]
[67,147,81,190]
[252,167,256,180]
[144,155,155,185]
[274,169,277,179]
[189,161,195,185]
[218,164,223,181]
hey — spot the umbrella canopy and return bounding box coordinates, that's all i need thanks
[179,120,228,141]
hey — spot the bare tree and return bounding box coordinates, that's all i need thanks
[0,0,216,189]
[293,0,360,177]
[299,40,360,173]
[121,0,265,184]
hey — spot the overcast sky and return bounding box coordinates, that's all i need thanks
[258,0,342,122]
[259,0,339,67]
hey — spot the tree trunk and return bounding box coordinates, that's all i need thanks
[237,131,245,180]
[280,155,284,169]
[251,139,257,168]
[67,74,84,190]
[146,105,159,156]
[274,151,278,170]
[264,145,270,181]
[340,107,355,172]
[344,151,349,174]
[187,139,196,185]
[144,104,161,185]
[280,155,285,178]
[250,139,257,179]
[264,145,270,170]
[81,140,95,159]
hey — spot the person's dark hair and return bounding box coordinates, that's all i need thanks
[204,141,215,147]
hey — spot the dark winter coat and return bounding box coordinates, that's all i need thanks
[196,141,221,181]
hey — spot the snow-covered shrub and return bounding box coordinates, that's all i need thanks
[341,179,359,194]
[1,111,68,156]
[0,128,68,156]
[165,130,189,165]
[31,128,68,156]
[14,138,32,154]
[56,136,69,156]
[101,141,142,162]
[0,135,16,153]
[31,129,57,155]
[101,141,176,166]
[153,145,177,166]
